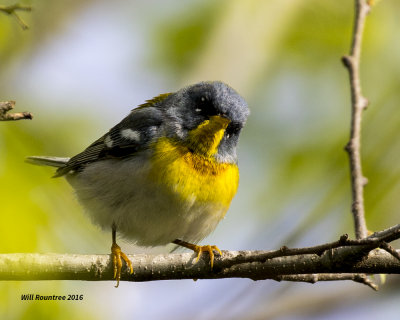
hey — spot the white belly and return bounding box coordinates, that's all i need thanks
[66,154,227,246]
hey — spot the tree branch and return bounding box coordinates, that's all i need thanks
[0,2,32,30]
[0,101,33,121]
[0,249,398,285]
[342,0,371,239]
[1,224,399,290]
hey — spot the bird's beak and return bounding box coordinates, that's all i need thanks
[209,115,230,129]
[187,115,230,157]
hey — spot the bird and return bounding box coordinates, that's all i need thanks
[27,81,249,287]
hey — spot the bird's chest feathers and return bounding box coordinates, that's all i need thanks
[150,137,239,207]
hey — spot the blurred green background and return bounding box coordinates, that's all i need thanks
[1,0,400,319]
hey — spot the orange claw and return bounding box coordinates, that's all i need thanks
[172,239,222,269]
[193,244,222,269]
[111,242,133,288]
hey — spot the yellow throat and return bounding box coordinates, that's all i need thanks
[151,116,239,208]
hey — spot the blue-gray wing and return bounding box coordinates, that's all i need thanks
[55,106,164,177]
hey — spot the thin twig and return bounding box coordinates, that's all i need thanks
[0,3,32,30]
[352,273,379,291]
[223,224,400,267]
[273,274,378,291]
[0,101,33,121]
[342,0,371,239]
[379,242,400,261]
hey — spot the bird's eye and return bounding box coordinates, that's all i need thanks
[195,95,217,117]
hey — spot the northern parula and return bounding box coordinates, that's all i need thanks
[28,81,249,286]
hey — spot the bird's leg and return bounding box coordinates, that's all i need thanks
[172,239,222,269]
[111,224,133,288]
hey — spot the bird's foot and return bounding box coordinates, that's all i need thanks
[111,242,133,288]
[173,239,222,269]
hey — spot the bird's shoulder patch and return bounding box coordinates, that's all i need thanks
[56,103,165,177]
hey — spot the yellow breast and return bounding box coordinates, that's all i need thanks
[150,137,239,208]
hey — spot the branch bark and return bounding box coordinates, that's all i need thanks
[0,248,398,286]
[342,0,371,239]
[1,224,399,289]
[0,101,33,121]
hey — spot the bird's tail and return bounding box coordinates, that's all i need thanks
[26,156,70,168]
